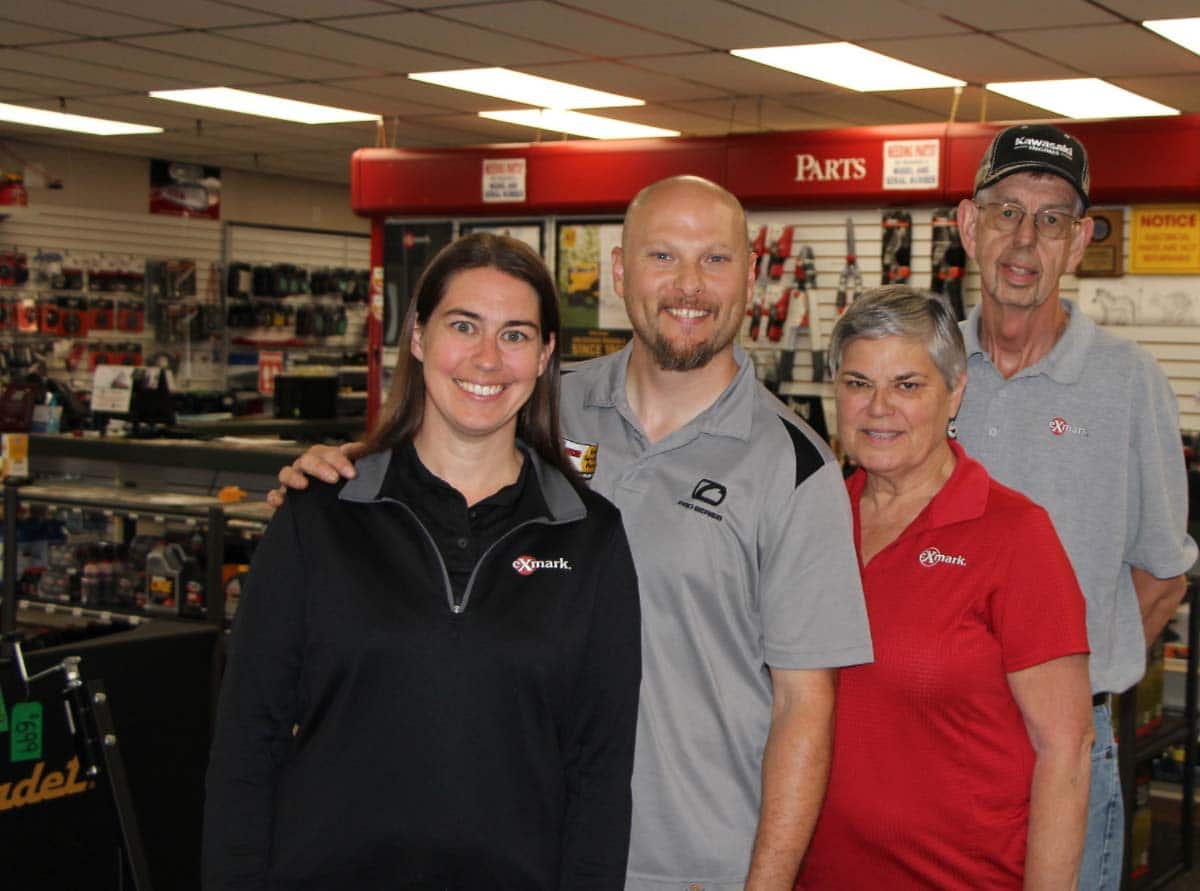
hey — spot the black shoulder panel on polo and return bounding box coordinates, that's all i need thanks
[778,415,825,489]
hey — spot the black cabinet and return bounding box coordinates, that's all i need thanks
[1120,583,1197,889]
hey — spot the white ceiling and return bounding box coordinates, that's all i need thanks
[1,0,1198,184]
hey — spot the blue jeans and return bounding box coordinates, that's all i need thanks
[1080,703,1123,891]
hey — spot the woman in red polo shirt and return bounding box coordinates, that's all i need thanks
[796,286,1092,889]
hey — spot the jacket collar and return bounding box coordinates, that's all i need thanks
[339,440,587,524]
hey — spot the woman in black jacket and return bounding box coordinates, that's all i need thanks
[203,233,641,890]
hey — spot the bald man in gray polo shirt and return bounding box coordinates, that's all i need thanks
[560,176,871,890]
[275,176,873,890]
[956,124,1197,891]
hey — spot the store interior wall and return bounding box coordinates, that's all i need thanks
[0,137,368,233]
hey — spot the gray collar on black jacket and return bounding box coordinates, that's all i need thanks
[338,441,588,524]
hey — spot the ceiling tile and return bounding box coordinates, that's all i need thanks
[0,0,176,37]
[335,75,532,112]
[1111,74,1200,113]
[556,0,819,49]
[323,12,583,65]
[209,0,396,18]
[872,85,1056,124]
[653,98,841,132]
[670,96,841,129]
[70,0,285,29]
[519,60,722,102]
[437,0,699,56]
[1002,23,1200,77]
[0,48,190,91]
[863,33,1079,82]
[384,114,535,147]
[0,68,114,100]
[214,22,461,73]
[733,0,972,39]
[34,40,268,87]
[637,52,837,95]
[123,32,368,79]
[0,21,77,44]
[910,0,1119,30]
[780,92,945,126]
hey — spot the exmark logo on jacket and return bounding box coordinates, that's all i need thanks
[513,555,573,575]
[919,547,967,568]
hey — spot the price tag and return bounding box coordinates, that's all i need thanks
[10,701,43,762]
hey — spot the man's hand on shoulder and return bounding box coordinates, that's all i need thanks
[266,441,365,509]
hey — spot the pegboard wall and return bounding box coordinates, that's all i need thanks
[0,204,225,392]
[740,205,1200,435]
[224,223,371,366]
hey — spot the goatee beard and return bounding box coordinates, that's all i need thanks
[650,334,717,372]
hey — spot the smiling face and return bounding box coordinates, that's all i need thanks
[613,178,754,371]
[959,171,1093,314]
[411,265,552,449]
[836,335,965,487]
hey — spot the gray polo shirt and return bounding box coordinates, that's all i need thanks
[957,300,1197,695]
[561,344,872,891]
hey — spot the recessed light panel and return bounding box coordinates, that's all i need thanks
[1143,18,1200,56]
[150,88,379,124]
[986,79,1178,119]
[480,109,678,140]
[730,43,964,91]
[411,68,643,109]
[0,102,162,136]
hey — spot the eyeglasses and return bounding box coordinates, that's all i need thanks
[974,202,1081,241]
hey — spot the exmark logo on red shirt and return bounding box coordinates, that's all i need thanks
[1049,416,1089,437]
[512,555,573,575]
[919,547,966,568]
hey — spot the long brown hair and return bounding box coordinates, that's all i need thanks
[363,232,580,489]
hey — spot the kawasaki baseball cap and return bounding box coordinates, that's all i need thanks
[974,124,1090,208]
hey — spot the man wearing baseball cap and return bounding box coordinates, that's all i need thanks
[956,124,1196,889]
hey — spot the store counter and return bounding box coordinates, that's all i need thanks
[27,431,345,497]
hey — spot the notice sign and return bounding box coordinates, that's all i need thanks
[482,158,527,203]
[258,350,285,396]
[882,139,940,190]
[1130,206,1200,274]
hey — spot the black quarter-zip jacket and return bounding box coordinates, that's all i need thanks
[203,444,641,890]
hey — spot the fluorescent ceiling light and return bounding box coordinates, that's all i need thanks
[1144,17,1200,55]
[480,109,678,140]
[986,79,1178,119]
[411,68,642,109]
[730,43,964,91]
[149,87,378,124]
[0,102,162,136]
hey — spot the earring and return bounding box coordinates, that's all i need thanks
[947,418,958,440]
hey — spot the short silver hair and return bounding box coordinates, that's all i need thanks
[828,285,966,390]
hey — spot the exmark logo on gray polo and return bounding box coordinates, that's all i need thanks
[919,547,966,568]
[512,555,573,575]
[1049,416,1089,437]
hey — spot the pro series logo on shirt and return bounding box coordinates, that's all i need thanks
[512,555,573,575]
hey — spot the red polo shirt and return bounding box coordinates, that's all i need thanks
[797,442,1088,889]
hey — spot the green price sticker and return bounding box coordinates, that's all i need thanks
[0,685,8,733]
[10,701,43,762]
